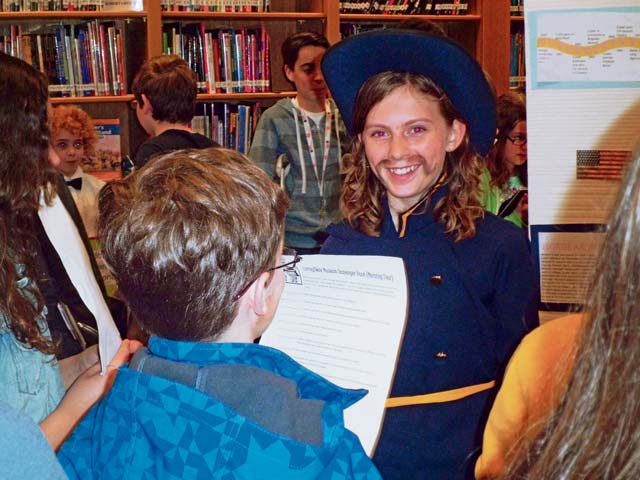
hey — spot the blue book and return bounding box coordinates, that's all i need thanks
[53,26,69,96]
[236,104,249,154]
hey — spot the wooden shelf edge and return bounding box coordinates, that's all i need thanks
[196,91,296,101]
[162,12,325,20]
[50,95,134,104]
[48,92,295,104]
[0,11,147,19]
[339,14,481,22]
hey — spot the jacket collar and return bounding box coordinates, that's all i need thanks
[382,176,449,239]
[148,336,367,408]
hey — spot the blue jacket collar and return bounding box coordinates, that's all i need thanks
[148,336,367,409]
[382,182,449,239]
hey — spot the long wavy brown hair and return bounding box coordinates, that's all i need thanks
[488,90,527,189]
[0,53,57,353]
[341,71,485,241]
[501,145,640,479]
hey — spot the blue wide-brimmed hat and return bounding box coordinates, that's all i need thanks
[321,29,496,156]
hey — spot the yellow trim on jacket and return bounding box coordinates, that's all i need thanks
[386,380,496,408]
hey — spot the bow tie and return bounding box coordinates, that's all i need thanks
[66,178,82,191]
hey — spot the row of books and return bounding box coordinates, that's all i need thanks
[191,102,263,154]
[161,0,271,12]
[339,1,469,15]
[1,21,127,96]
[510,31,525,86]
[510,0,524,17]
[0,0,142,11]
[341,22,393,39]
[163,23,271,94]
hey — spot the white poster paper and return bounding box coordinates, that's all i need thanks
[260,254,407,456]
[525,0,640,310]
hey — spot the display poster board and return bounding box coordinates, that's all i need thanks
[525,0,640,312]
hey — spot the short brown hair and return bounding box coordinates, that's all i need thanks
[98,147,289,341]
[281,31,330,71]
[50,105,98,158]
[131,54,197,124]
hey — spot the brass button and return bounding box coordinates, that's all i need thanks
[434,351,448,359]
[430,275,443,286]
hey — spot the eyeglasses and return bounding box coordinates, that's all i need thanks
[507,134,527,146]
[232,248,301,302]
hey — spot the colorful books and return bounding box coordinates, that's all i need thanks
[0,0,143,12]
[191,102,262,152]
[0,20,133,97]
[160,0,271,12]
[162,23,271,94]
[339,1,468,15]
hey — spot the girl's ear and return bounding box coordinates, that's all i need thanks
[445,120,467,152]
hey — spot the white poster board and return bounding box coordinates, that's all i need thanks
[525,0,640,311]
[260,254,407,456]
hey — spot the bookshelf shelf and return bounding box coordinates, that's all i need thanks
[197,92,295,101]
[0,11,147,19]
[339,14,481,22]
[2,0,515,160]
[50,95,134,104]
[161,12,326,20]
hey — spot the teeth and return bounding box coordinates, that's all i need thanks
[389,165,418,175]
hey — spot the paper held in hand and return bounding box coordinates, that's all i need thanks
[259,254,408,456]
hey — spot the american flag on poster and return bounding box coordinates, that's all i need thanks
[576,150,631,181]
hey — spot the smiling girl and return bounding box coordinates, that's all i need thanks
[321,30,539,479]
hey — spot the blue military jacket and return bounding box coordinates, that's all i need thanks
[322,187,538,479]
[59,337,381,480]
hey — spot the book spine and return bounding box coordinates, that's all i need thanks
[116,30,125,94]
[53,26,68,96]
[88,21,104,95]
[98,22,111,95]
[199,22,210,93]
[63,25,77,96]
[205,31,216,93]
[107,25,118,95]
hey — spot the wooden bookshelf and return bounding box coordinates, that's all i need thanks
[0,0,514,153]
[327,0,511,95]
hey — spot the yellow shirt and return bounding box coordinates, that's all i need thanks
[475,313,584,479]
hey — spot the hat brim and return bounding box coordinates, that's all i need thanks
[321,29,496,156]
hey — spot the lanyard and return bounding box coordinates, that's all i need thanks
[298,98,332,197]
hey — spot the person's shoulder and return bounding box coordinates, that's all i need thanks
[326,221,363,241]
[322,221,372,254]
[0,402,67,480]
[260,98,293,118]
[134,138,163,168]
[190,132,219,148]
[475,212,529,249]
[80,170,105,189]
[520,313,584,355]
